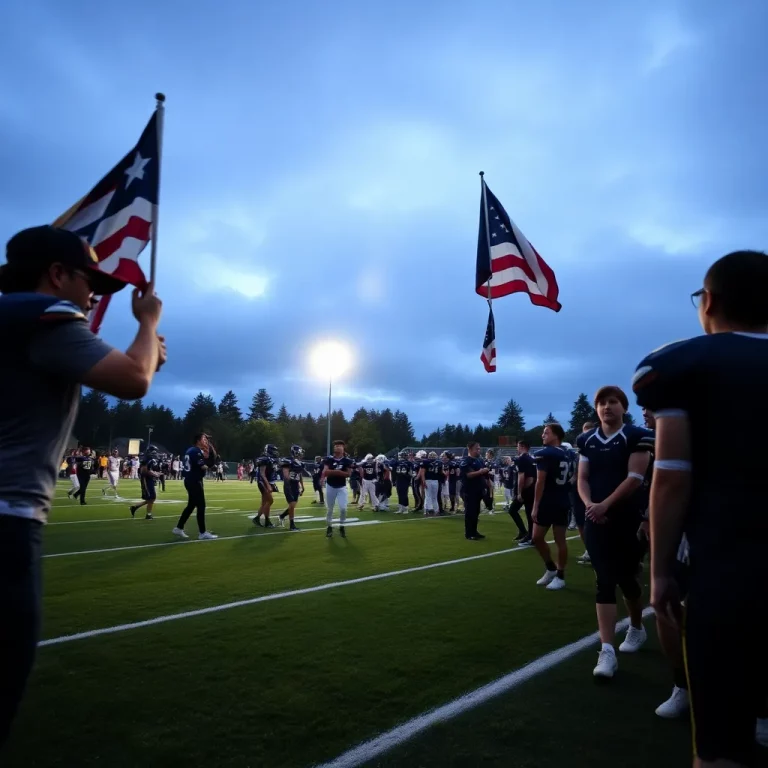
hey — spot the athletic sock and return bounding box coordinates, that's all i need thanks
[545,560,557,572]
[556,569,565,580]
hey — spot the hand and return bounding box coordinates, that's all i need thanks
[132,282,162,326]
[481,467,490,475]
[531,507,539,524]
[586,502,608,523]
[156,334,167,371]
[516,495,522,503]
[651,574,683,629]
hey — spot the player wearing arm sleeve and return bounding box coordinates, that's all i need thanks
[633,250,768,766]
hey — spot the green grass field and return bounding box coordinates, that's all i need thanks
[2,477,729,767]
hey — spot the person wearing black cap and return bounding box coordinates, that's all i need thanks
[0,225,166,749]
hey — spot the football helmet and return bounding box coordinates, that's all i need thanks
[264,444,280,459]
[290,444,304,459]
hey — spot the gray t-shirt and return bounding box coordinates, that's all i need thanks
[0,300,112,522]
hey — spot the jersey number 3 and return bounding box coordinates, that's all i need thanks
[555,461,571,486]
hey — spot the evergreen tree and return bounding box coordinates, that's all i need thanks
[74,390,110,448]
[544,411,557,424]
[184,393,218,432]
[276,404,290,424]
[249,389,274,421]
[496,399,525,439]
[569,393,597,434]
[218,390,242,423]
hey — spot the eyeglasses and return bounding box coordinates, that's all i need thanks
[690,288,705,308]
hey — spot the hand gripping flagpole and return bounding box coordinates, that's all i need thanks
[149,93,165,287]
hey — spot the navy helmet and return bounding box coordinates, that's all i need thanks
[290,444,304,459]
[264,444,279,459]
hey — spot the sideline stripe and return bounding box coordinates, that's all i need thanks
[39,537,578,647]
[314,607,656,768]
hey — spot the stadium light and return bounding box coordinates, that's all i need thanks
[309,341,352,456]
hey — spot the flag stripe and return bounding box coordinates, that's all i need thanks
[489,251,538,284]
[94,216,151,263]
[91,197,153,248]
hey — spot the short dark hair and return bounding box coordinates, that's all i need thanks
[467,441,480,450]
[582,421,595,431]
[594,386,628,411]
[546,423,565,441]
[332,440,345,447]
[193,432,206,444]
[704,250,768,326]
[517,440,530,449]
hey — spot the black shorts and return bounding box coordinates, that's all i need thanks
[141,481,156,501]
[684,564,768,764]
[535,503,569,528]
[284,481,300,504]
[312,476,321,491]
[349,479,360,491]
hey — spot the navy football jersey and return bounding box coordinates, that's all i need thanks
[280,457,304,484]
[533,446,572,509]
[184,446,210,481]
[392,459,412,483]
[140,457,159,490]
[377,461,390,481]
[311,462,323,479]
[500,464,516,490]
[633,332,768,557]
[75,455,94,473]
[576,425,654,514]
[255,455,276,483]
[322,455,354,488]
[448,460,461,482]
[422,458,442,481]
[515,453,537,488]
[360,460,377,481]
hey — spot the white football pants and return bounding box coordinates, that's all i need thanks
[425,480,439,512]
[326,485,348,524]
[360,479,376,507]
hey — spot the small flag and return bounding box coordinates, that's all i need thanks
[481,304,497,373]
[53,111,159,331]
[476,180,561,311]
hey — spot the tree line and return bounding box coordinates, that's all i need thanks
[74,388,631,460]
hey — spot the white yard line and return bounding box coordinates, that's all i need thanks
[39,536,578,647]
[314,607,656,768]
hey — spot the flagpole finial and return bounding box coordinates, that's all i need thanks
[155,93,166,104]
[479,171,485,178]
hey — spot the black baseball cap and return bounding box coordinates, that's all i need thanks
[0,225,127,295]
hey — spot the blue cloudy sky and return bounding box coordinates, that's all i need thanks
[2,0,766,437]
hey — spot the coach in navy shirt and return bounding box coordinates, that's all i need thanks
[460,441,490,540]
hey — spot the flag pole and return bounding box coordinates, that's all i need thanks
[479,171,493,310]
[149,93,165,287]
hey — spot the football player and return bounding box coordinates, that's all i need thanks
[391,450,412,514]
[445,451,460,512]
[510,441,536,545]
[418,451,441,516]
[483,449,496,512]
[633,250,768,764]
[278,445,304,531]
[531,424,572,591]
[71,447,94,505]
[173,433,219,540]
[130,445,160,520]
[411,451,424,511]
[577,387,653,679]
[374,454,392,511]
[321,440,354,538]
[311,456,325,505]
[349,461,361,504]
[253,444,279,528]
[358,453,377,510]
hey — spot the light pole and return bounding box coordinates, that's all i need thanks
[326,376,332,457]
[146,425,154,451]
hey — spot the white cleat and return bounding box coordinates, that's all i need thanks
[655,686,690,719]
[198,531,218,540]
[536,570,557,586]
[172,527,189,539]
[578,552,591,564]
[593,648,618,678]
[546,576,566,591]
[756,717,768,747]
[619,625,647,653]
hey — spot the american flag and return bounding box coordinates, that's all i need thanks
[476,180,561,311]
[480,304,497,373]
[53,111,159,331]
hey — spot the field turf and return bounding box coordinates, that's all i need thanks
[1,477,726,767]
